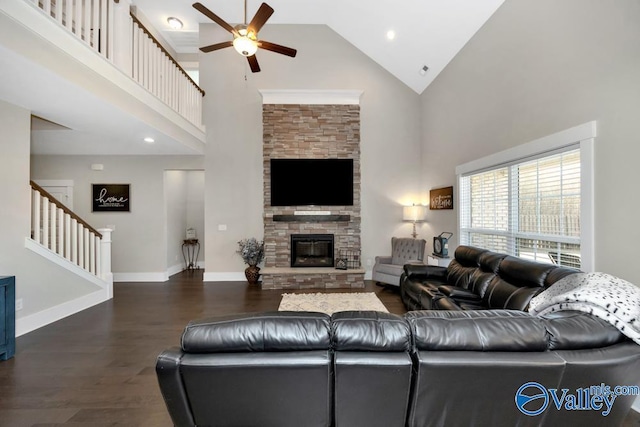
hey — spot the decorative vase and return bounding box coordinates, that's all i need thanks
[244,265,260,285]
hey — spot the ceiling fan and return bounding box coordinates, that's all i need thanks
[193,1,297,73]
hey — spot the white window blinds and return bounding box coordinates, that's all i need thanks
[459,147,581,268]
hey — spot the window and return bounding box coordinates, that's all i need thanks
[456,122,595,271]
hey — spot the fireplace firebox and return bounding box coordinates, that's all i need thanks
[291,234,334,268]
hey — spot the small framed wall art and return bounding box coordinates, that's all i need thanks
[430,186,453,210]
[92,184,130,212]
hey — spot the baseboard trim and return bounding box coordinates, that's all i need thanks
[16,289,109,337]
[166,263,184,277]
[203,272,246,282]
[113,272,168,282]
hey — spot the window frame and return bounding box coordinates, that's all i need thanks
[455,122,596,272]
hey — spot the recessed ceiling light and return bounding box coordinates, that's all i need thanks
[386,30,396,40]
[143,137,155,143]
[167,17,183,30]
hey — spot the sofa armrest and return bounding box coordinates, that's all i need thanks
[403,264,448,280]
[374,255,393,265]
[156,347,195,427]
[437,285,481,302]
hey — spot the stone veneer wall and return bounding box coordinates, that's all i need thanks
[262,104,362,288]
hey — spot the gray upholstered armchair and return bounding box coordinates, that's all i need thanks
[372,237,426,287]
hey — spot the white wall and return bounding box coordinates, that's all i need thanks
[31,155,204,280]
[0,100,100,324]
[200,24,423,278]
[420,0,640,285]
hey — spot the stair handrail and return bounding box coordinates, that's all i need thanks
[30,181,102,239]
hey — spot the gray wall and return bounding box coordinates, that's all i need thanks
[420,0,640,284]
[200,24,423,276]
[0,100,99,319]
[31,155,204,277]
[165,170,188,271]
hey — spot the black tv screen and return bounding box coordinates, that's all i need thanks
[270,159,354,206]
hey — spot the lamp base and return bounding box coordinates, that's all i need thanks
[411,222,418,239]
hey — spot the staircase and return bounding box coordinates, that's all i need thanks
[28,181,113,297]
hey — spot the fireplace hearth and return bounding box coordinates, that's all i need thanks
[291,234,334,268]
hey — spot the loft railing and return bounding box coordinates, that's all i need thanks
[30,181,112,282]
[28,0,204,128]
[130,14,204,126]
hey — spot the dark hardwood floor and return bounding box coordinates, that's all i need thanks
[0,272,405,426]
[0,271,638,426]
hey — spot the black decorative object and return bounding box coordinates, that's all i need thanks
[335,258,348,270]
[433,232,453,257]
[92,184,130,212]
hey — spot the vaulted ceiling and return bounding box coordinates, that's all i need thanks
[133,0,505,94]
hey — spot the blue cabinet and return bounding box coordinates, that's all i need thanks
[0,276,15,360]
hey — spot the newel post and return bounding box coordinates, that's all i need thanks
[112,0,133,74]
[98,228,114,299]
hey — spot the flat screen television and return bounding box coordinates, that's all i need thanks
[270,158,354,206]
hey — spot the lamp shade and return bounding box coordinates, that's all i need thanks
[403,205,428,222]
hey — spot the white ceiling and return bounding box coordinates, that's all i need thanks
[134,0,505,94]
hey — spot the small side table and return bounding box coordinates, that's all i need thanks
[182,239,200,271]
[427,255,452,267]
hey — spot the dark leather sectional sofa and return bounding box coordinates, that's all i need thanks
[156,246,640,426]
[157,311,640,426]
[401,245,578,311]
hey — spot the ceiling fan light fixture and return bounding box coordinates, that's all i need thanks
[233,35,258,56]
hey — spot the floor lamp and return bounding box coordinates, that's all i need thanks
[403,205,428,239]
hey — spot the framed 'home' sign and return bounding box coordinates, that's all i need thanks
[430,186,454,210]
[92,184,130,212]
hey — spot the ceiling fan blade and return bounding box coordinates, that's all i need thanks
[247,55,261,73]
[199,41,234,53]
[247,3,274,35]
[193,2,238,36]
[258,40,297,57]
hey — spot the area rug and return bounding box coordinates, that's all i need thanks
[278,292,389,315]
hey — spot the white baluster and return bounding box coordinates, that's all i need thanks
[83,0,91,45]
[32,190,41,244]
[54,0,62,23]
[92,0,100,52]
[83,228,90,270]
[96,234,102,278]
[42,198,50,248]
[71,218,78,264]
[57,207,64,256]
[89,231,96,274]
[74,0,83,37]
[77,222,84,269]
[65,0,73,30]
[65,213,71,260]
[50,203,57,252]
[43,0,51,17]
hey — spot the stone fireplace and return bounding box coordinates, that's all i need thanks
[291,234,334,268]
[260,91,365,290]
